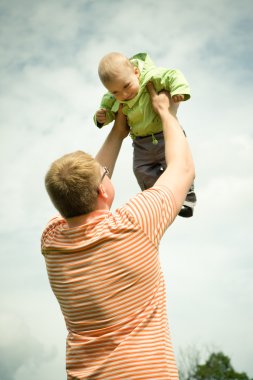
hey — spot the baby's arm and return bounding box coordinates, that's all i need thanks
[93,93,118,128]
[153,68,191,104]
[96,108,107,125]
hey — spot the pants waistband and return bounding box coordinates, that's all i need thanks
[134,131,163,140]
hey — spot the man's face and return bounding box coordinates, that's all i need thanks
[105,66,140,101]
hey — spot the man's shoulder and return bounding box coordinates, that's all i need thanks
[43,215,64,229]
[116,186,176,243]
[124,185,174,209]
[41,215,65,244]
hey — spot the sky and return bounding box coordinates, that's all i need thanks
[0,0,253,379]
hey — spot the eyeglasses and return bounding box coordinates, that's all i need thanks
[101,166,110,182]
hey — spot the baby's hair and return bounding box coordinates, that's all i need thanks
[98,52,133,84]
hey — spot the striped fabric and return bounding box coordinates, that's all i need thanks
[42,185,178,379]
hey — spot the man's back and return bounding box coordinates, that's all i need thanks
[42,186,179,380]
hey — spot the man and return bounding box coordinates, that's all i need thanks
[42,83,195,380]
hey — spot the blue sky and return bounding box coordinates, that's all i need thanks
[1,0,253,379]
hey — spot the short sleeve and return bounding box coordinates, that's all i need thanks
[41,215,64,253]
[123,185,177,247]
[152,68,191,101]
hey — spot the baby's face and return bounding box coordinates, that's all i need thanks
[105,66,140,101]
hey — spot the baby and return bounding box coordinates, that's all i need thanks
[94,52,196,217]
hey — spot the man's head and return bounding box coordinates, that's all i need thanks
[45,151,104,218]
[98,52,140,101]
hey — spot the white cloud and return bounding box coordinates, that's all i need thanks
[0,313,56,380]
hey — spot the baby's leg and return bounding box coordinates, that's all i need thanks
[178,183,197,217]
[132,132,166,190]
[177,129,197,217]
[133,132,197,217]
[134,162,165,190]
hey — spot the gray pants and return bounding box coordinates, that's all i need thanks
[133,132,196,217]
[133,132,166,190]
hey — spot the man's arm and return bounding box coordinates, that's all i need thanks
[95,105,129,177]
[147,83,195,214]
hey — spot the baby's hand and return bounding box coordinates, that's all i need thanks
[172,94,185,103]
[96,108,107,124]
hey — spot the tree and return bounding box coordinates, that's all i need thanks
[192,352,252,380]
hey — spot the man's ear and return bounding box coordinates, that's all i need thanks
[97,183,108,199]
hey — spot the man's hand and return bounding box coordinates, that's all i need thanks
[96,108,107,124]
[172,94,185,103]
[147,82,178,117]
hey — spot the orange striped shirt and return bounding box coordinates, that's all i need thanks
[41,185,178,379]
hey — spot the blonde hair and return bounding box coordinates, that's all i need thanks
[45,151,100,218]
[98,52,134,84]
